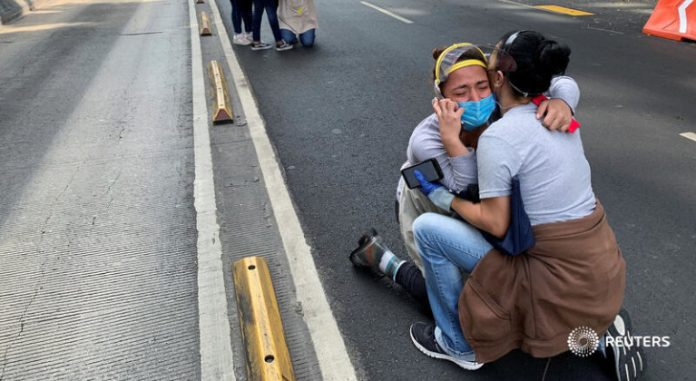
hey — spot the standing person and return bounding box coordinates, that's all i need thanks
[278,0,318,48]
[409,31,644,381]
[250,0,293,51]
[231,0,253,45]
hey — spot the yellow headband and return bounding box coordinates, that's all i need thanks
[434,42,488,84]
[446,59,487,75]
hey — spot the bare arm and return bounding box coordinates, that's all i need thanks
[451,196,510,238]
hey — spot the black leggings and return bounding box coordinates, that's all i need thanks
[394,262,431,314]
[252,0,281,42]
[230,0,252,34]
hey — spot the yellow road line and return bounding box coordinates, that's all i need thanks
[534,5,593,16]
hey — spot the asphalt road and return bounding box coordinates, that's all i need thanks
[1,0,694,379]
[0,1,199,379]
[223,0,696,380]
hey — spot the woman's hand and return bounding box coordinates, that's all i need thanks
[536,98,572,132]
[414,170,455,211]
[433,98,464,142]
[433,98,469,156]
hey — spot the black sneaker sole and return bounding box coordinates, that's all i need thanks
[409,324,484,371]
[606,309,646,381]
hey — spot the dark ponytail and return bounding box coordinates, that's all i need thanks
[497,31,571,97]
[537,39,570,77]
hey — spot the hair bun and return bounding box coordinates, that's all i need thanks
[537,40,571,76]
[432,47,447,60]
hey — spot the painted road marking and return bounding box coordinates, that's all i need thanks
[498,0,535,10]
[206,0,359,380]
[360,1,414,24]
[680,132,696,142]
[188,0,237,379]
[534,5,594,16]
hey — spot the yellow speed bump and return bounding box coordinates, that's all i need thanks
[207,60,234,124]
[534,5,593,16]
[200,11,212,36]
[233,257,295,381]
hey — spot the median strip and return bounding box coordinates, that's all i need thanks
[206,0,359,378]
[233,257,295,381]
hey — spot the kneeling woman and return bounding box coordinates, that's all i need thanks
[410,31,643,381]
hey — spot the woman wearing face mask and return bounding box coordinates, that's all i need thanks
[408,31,642,381]
[350,43,580,312]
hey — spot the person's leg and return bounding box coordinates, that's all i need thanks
[398,186,448,271]
[279,29,298,44]
[240,0,253,34]
[262,0,283,42]
[413,212,492,357]
[349,229,430,310]
[299,28,316,47]
[231,0,242,34]
[394,261,430,310]
[251,0,264,42]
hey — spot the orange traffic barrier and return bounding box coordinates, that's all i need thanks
[643,0,696,41]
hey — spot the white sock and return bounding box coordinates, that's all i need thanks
[378,250,404,278]
[378,250,395,273]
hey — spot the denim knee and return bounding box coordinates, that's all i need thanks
[412,212,441,250]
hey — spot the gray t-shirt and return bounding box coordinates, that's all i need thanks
[398,76,581,198]
[477,103,596,225]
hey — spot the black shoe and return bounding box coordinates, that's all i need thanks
[409,322,483,371]
[349,228,386,273]
[605,309,646,381]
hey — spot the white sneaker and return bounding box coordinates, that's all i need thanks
[233,33,251,46]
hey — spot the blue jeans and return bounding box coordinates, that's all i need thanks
[413,213,492,360]
[231,0,252,34]
[252,0,282,42]
[280,28,316,47]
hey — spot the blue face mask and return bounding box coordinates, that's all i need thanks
[458,94,496,131]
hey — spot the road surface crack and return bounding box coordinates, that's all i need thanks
[0,165,80,379]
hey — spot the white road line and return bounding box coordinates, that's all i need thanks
[188,1,236,380]
[680,132,696,142]
[497,0,536,10]
[207,0,359,380]
[361,1,414,24]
